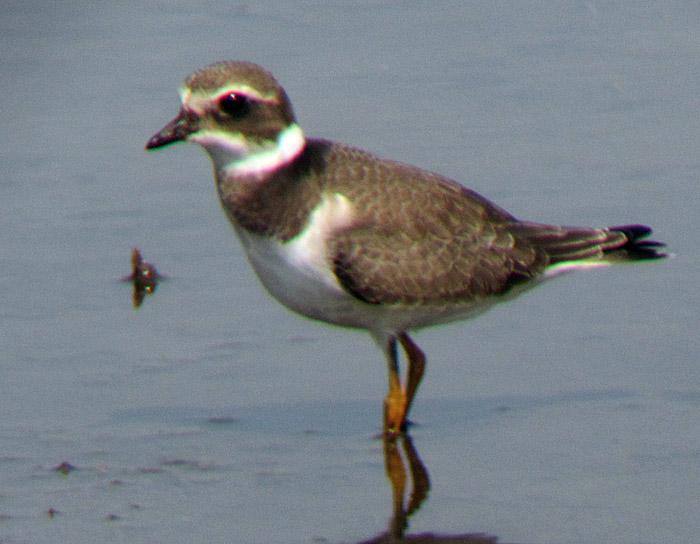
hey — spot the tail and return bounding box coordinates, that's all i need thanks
[604,224,667,261]
[512,222,667,277]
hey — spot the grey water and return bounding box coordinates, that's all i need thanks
[1,2,699,543]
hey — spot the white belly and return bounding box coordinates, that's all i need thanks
[237,229,360,322]
[231,192,370,328]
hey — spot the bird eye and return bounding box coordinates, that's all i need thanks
[218,92,250,118]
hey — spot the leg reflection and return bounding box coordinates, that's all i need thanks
[364,435,501,543]
[383,433,431,539]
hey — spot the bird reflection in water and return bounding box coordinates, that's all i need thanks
[122,248,162,307]
[358,434,503,544]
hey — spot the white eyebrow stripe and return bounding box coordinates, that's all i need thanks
[179,84,279,114]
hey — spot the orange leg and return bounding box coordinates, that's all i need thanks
[398,332,426,430]
[383,336,407,436]
[379,332,427,436]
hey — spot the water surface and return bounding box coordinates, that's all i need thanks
[2,2,699,543]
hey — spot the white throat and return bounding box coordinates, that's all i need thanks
[190,123,306,177]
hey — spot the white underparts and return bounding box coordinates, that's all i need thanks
[235,193,357,323]
[283,192,356,291]
[191,123,306,177]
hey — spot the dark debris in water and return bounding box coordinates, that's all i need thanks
[358,532,502,543]
[122,248,164,307]
[52,461,76,475]
[160,458,218,471]
[207,415,239,425]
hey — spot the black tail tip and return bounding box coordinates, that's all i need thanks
[608,224,667,260]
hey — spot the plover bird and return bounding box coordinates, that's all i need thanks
[146,61,665,435]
